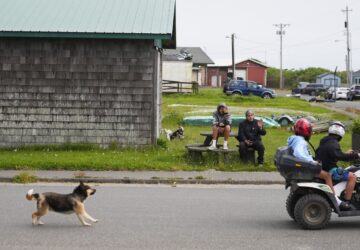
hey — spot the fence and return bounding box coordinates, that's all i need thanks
[162,81,198,94]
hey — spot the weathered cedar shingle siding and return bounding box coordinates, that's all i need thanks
[0,38,157,147]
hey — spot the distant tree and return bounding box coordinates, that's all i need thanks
[267,67,330,88]
[266,67,279,88]
[296,67,328,84]
[283,69,299,88]
[338,71,347,84]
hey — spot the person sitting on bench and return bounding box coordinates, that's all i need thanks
[208,103,232,150]
[237,110,266,166]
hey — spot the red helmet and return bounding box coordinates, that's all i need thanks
[293,118,312,139]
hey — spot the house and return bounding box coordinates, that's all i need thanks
[316,73,341,87]
[352,70,360,84]
[162,54,193,93]
[0,0,176,148]
[163,47,214,86]
[207,59,268,87]
[162,54,192,83]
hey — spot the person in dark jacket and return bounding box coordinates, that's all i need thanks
[237,110,266,165]
[316,121,360,209]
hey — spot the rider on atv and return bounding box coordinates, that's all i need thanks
[287,118,335,194]
[315,121,360,210]
[275,120,360,229]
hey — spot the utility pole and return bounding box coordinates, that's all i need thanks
[342,6,352,87]
[231,33,236,80]
[274,24,289,89]
[333,66,337,100]
[226,34,236,80]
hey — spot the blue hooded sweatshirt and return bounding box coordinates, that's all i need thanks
[287,135,316,163]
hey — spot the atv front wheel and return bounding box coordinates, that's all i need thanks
[286,192,301,221]
[294,194,331,230]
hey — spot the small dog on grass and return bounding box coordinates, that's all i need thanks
[26,181,98,226]
[164,126,185,141]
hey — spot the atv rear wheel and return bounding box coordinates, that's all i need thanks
[294,194,331,230]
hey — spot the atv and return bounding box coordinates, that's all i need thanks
[274,146,360,230]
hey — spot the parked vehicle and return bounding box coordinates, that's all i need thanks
[291,87,303,95]
[224,80,277,99]
[291,82,309,95]
[326,87,349,99]
[301,83,328,96]
[275,146,360,230]
[347,85,360,101]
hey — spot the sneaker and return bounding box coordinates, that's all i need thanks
[223,142,228,150]
[339,201,356,211]
[208,144,217,150]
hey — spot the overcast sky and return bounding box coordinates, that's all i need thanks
[176,0,360,71]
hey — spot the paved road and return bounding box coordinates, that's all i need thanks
[2,183,360,250]
[320,99,360,112]
[298,93,360,112]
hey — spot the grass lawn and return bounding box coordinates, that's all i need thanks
[0,88,354,172]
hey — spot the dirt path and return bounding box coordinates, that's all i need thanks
[310,102,359,119]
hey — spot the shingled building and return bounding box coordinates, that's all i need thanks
[0,0,176,147]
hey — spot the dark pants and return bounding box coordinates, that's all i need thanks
[239,141,265,164]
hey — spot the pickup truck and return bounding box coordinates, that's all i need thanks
[301,83,328,96]
[223,80,277,99]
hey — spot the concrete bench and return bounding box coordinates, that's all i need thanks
[186,143,237,163]
[237,146,256,164]
[200,131,238,146]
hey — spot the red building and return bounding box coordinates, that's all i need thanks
[207,59,268,87]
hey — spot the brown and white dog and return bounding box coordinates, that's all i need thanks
[26,181,98,226]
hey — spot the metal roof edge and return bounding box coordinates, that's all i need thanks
[162,2,176,49]
[239,59,268,68]
[0,31,172,40]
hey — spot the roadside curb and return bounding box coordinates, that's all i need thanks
[0,177,285,185]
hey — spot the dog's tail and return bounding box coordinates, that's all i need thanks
[26,189,39,201]
[164,129,172,141]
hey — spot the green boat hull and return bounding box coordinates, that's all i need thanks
[183,115,280,128]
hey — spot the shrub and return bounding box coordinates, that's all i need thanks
[109,141,119,150]
[156,138,168,149]
[352,118,360,134]
[13,172,38,183]
[162,111,184,126]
